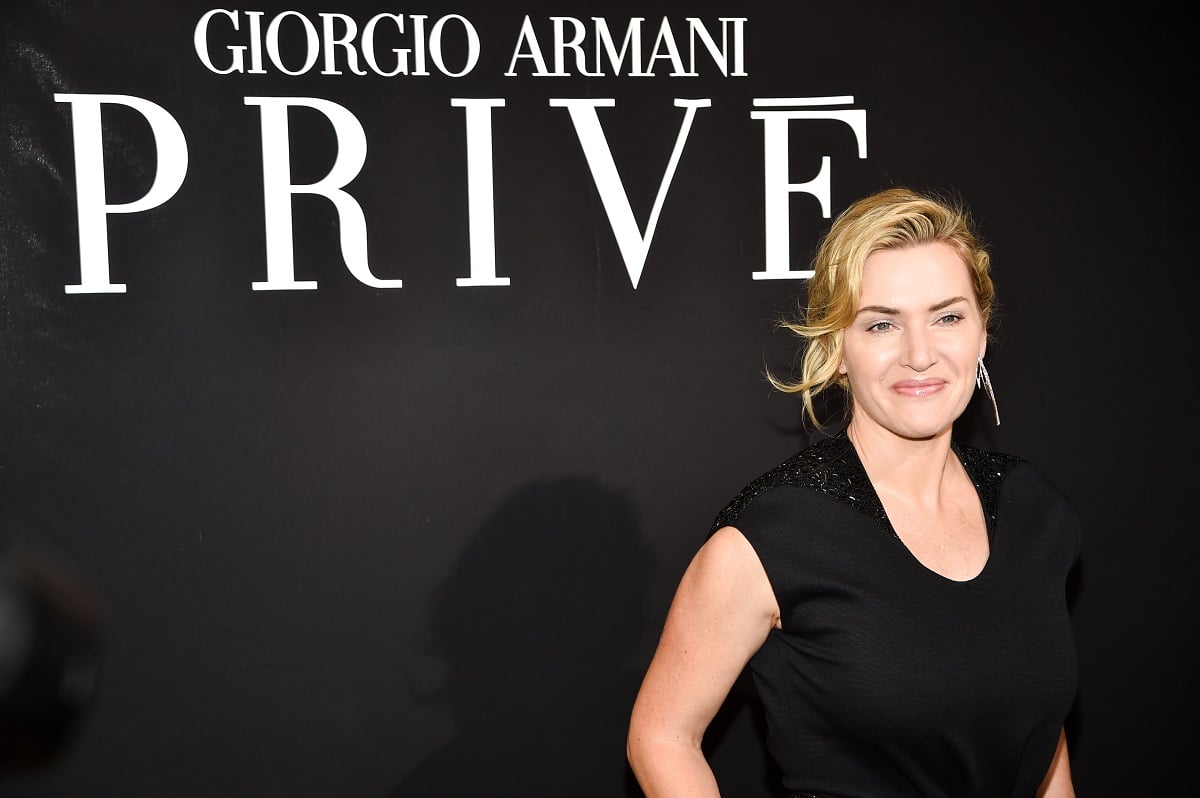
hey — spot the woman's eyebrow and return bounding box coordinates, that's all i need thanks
[930,295,969,311]
[855,304,897,317]
[854,296,969,317]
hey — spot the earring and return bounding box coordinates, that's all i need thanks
[977,356,1000,426]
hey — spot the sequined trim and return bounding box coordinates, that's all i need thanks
[709,429,1023,541]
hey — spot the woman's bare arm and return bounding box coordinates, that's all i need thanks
[1037,728,1076,798]
[626,526,779,798]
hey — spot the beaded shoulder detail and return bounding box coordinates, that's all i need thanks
[708,430,1025,539]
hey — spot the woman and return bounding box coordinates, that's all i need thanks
[627,187,1079,797]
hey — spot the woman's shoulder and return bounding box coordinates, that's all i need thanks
[954,438,1081,554]
[952,438,1073,504]
[707,432,860,537]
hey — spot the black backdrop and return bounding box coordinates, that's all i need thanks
[1,2,1195,796]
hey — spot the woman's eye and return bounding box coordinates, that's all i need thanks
[936,313,965,325]
[867,320,895,333]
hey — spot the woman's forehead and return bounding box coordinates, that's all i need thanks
[859,243,973,305]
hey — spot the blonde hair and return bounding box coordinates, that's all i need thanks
[770,186,996,429]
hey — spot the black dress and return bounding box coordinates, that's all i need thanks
[710,431,1080,798]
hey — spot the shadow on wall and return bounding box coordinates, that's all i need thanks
[386,477,655,798]
[0,523,103,776]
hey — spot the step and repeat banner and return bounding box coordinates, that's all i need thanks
[1,2,1193,796]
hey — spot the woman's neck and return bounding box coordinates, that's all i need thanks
[845,419,958,504]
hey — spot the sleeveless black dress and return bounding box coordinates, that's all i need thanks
[709,431,1080,798]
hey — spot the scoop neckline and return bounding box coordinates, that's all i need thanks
[841,432,995,585]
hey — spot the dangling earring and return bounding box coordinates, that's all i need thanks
[977,355,1000,426]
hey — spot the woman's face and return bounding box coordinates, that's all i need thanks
[839,241,986,442]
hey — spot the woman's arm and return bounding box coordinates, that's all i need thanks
[1037,728,1076,797]
[627,525,780,798]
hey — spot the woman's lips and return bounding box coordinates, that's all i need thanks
[893,379,946,397]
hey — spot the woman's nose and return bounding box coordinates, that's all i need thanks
[900,329,935,371]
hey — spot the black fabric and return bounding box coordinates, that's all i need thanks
[711,431,1080,798]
